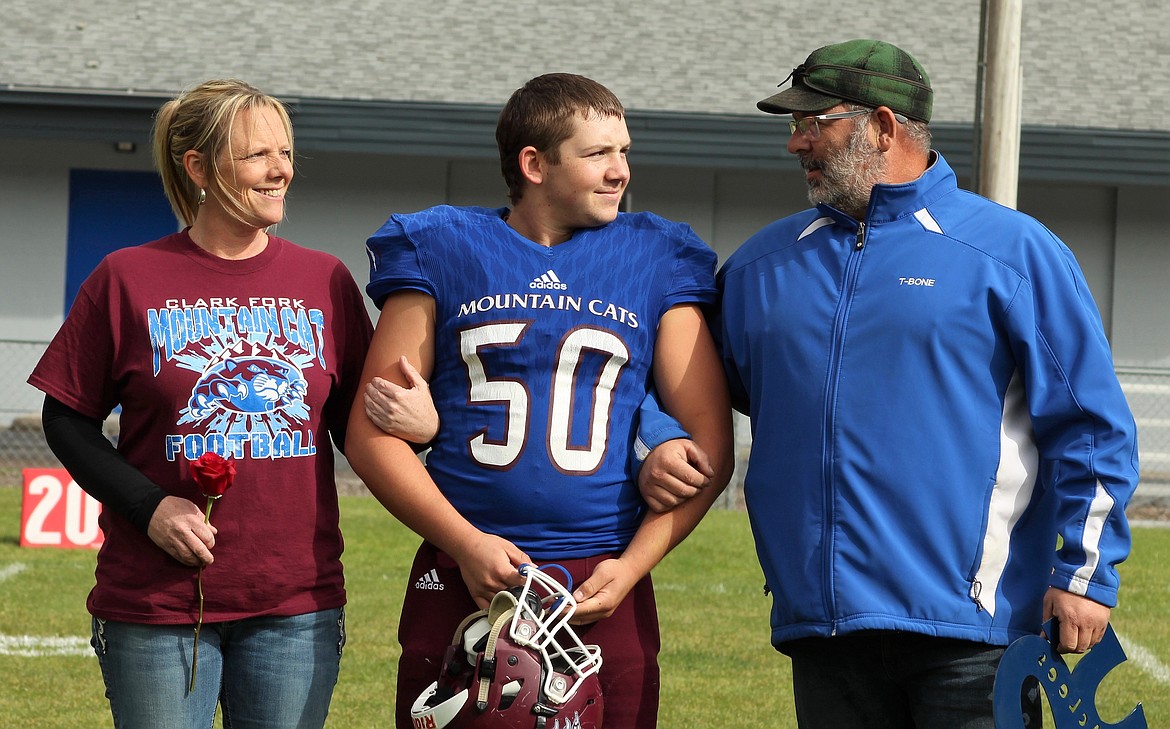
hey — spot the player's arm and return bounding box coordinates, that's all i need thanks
[572,303,733,622]
[345,291,529,606]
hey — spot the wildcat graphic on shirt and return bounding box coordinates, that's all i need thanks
[187,355,307,418]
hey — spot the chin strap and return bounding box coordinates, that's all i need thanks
[475,598,520,711]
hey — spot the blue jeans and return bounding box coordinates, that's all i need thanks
[782,631,1041,729]
[91,608,345,729]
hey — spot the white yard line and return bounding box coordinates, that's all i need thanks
[0,562,28,583]
[1115,630,1170,686]
[0,563,91,657]
[0,634,91,657]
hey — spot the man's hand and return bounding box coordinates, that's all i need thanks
[364,356,439,444]
[1043,586,1111,653]
[638,438,714,512]
[146,495,216,567]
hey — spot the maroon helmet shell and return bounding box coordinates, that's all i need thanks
[410,566,604,729]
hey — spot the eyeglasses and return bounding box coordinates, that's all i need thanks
[788,110,871,140]
[788,109,909,140]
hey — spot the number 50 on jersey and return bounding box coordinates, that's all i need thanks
[20,468,104,549]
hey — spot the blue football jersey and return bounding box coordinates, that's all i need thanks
[365,205,717,558]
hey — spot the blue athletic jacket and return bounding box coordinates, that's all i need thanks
[716,153,1138,648]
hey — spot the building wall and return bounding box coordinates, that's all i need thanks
[2,137,1163,370]
[1115,186,1170,368]
[0,138,157,340]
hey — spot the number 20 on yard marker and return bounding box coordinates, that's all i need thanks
[20,468,104,549]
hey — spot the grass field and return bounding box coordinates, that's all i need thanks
[1,487,1166,728]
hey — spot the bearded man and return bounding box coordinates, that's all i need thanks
[642,39,1139,729]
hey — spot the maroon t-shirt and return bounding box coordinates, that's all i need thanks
[29,230,372,623]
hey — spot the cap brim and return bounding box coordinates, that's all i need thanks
[756,86,842,115]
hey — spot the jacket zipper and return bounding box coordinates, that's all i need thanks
[821,220,867,634]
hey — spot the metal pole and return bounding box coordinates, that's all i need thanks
[977,0,1023,208]
[972,0,989,192]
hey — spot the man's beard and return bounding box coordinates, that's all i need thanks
[801,120,887,219]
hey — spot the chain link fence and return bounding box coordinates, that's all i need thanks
[2,340,1166,509]
[0,340,63,487]
[1117,368,1170,485]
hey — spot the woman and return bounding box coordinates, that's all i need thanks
[29,79,373,728]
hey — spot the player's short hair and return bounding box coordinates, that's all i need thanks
[152,79,294,227]
[496,73,625,204]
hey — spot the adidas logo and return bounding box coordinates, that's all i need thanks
[529,269,567,290]
[414,569,445,591]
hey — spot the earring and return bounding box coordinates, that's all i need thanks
[198,189,206,205]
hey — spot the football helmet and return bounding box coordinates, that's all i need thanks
[410,564,604,729]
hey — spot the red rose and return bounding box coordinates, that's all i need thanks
[189,452,236,498]
[186,451,236,692]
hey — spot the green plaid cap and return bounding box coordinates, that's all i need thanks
[758,39,933,122]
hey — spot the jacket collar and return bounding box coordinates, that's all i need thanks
[817,151,957,226]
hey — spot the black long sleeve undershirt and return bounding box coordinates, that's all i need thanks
[40,395,168,534]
